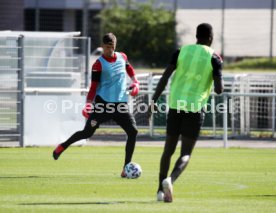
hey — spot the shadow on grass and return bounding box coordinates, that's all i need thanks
[19,201,158,205]
[234,195,276,198]
[0,176,42,179]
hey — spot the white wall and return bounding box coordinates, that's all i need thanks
[176,9,276,57]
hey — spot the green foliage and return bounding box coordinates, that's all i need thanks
[225,57,276,70]
[99,0,176,67]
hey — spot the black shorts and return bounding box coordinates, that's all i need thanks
[166,108,205,139]
[85,95,137,132]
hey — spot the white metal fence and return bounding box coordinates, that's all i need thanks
[128,73,276,145]
[0,32,275,146]
[0,35,23,143]
[98,72,276,146]
[0,32,90,146]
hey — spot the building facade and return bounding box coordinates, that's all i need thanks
[0,0,275,57]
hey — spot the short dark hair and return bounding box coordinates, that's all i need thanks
[102,33,117,44]
[196,23,213,39]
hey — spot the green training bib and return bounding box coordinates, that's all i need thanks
[169,44,214,112]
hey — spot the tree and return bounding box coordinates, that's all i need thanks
[99,0,176,67]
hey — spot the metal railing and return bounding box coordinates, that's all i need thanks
[131,74,276,145]
[0,35,23,144]
[0,33,90,146]
[1,40,276,146]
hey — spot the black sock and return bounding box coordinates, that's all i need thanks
[61,129,95,149]
[170,137,196,183]
[158,135,179,192]
[158,173,167,192]
[170,156,190,183]
[124,136,136,166]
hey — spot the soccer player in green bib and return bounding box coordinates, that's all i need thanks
[150,23,224,202]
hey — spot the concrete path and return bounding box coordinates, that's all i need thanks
[86,138,276,149]
[1,135,276,149]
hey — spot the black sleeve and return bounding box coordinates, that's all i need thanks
[152,64,176,102]
[151,50,179,102]
[169,49,180,66]
[91,71,101,82]
[211,53,224,94]
[211,53,223,77]
[91,60,102,82]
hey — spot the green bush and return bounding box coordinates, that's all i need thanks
[99,0,176,67]
[225,57,276,70]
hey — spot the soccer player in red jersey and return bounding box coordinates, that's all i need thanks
[53,33,139,178]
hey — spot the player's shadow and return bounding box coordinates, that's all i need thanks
[20,201,158,205]
[244,195,276,197]
[0,176,42,179]
[233,195,276,198]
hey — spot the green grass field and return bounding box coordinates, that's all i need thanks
[0,146,276,213]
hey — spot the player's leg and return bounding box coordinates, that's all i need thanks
[169,137,196,183]
[53,110,109,160]
[158,135,179,190]
[158,134,179,202]
[157,109,181,202]
[170,110,205,183]
[113,108,138,177]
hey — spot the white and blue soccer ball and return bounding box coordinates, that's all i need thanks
[124,162,142,179]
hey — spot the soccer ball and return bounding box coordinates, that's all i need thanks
[124,162,142,179]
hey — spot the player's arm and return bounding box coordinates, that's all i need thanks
[121,52,139,96]
[212,53,224,94]
[86,60,101,103]
[82,60,101,118]
[151,49,179,103]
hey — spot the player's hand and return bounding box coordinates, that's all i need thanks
[148,100,158,119]
[82,102,93,119]
[128,80,140,96]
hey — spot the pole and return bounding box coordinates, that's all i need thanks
[230,95,235,136]
[82,0,89,37]
[35,0,40,31]
[85,37,91,88]
[173,0,178,49]
[223,94,228,148]
[270,0,274,59]
[148,74,154,137]
[272,86,275,137]
[211,95,216,137]
[18,36,25,147]
[174,0,178,14]
[82,0,90,87]
[221,0,225,57]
